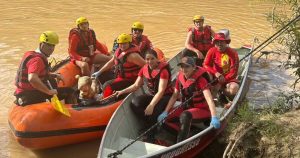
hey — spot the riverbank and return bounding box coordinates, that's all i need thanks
[225,52,300,157]
[200,53,300,157]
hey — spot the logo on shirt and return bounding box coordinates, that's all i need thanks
[221,53,230,74]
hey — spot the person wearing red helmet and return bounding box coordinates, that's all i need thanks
[203,32,239,108]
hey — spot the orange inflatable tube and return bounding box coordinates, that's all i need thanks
[8,60,123,149]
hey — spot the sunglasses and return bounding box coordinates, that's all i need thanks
[180,64,192,69]
[194,20,203,23]
[133,28,143,32]
[44,42,55,47]
[214,40,226,45]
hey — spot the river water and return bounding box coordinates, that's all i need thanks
[0,0,283,157]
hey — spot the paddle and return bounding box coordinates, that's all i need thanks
[47,80,71,117]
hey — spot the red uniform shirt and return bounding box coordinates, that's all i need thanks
[15,50,48,94]
[203,47,239,82]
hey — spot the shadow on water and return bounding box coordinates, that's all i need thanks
[246,55,295,109]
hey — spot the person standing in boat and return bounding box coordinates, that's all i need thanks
[158,56,220,143]
[114,49,173,142]
[14,31,75,106]
[68,17,111,76]
[112,21,153,58]
[182,15,215,66]
[92,33,146,98]
[203,32,239,108]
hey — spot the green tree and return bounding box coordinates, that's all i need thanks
[266,0,300,88]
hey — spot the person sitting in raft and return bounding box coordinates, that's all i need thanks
[75,75,101,101]
[14,31,75,106]
[114,49,173,142]
[157,56,220,143]
[111,21,153,58]
[203,32,239,108]
[182,15,215,66]
[68,17,111,76]
[92,33,146,98]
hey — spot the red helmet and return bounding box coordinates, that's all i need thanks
[213,33,231,44]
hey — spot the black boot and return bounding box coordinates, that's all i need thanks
[177,111,192,143]
[218,91,229,105]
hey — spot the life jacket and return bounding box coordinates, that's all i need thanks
[15,51,49,93]
[142,62,173,96]
[189,25,214,52]
[178,67,210,109]
[68,28,96,57]
[132,35,151,58]
[114,45,142,80]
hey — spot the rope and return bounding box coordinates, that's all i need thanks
[49,56,71,72]
[107,14,300,158]
[239,14,300,62]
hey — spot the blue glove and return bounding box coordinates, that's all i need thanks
[210,116,220,129]
[91,71,101,78]
[157,111,168,124]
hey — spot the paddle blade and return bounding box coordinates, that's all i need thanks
[51,95,71,117]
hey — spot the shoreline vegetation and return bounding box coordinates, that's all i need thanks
[223,96,300,157]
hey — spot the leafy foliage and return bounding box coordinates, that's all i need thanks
[266,0,300,88]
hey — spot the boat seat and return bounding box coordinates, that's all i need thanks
[104,137,167,157]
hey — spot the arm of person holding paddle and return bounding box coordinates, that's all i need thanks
[28,73,57,96]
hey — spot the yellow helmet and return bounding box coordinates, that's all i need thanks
[117,33,132,44]
[39,31,59,45]
[193,15,204,21]
[131,21,144,30]
[76,17,88,25]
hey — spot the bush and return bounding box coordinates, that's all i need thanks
[266,0,300,88]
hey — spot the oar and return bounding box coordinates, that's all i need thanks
[47,80,71,117]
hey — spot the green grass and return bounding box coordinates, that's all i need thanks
[227,99,293,142]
